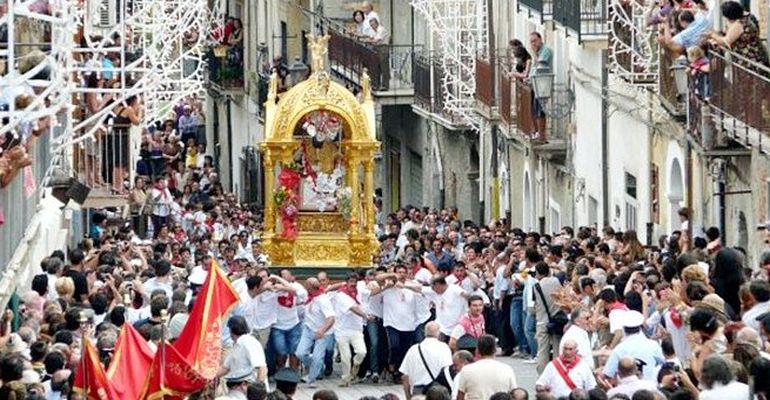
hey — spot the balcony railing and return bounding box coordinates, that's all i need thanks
[475,57,494,107]
[500,73,512,126]
[659,50,684,118]
[207,45,245,91]
[553,0,609,41]
[328,30,418,92]
[518,0,553,21]
[74,124,133,203]
[708,50,770,152]
[514,80,538,137]
[413,52,466,126]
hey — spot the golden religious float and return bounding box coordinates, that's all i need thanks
[259,34,380,268]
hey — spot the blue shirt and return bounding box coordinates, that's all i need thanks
[102,58,115,80]
[427,250,454,270]
[672,12,712,49]
[603,333,665,382]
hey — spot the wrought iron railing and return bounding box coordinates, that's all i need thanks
[553,0,609,41]
[708,49,770,148]
[475,57,494,107]
[413,52,465,124]
[207,45,245,90]
[328,30,418,92]
[74,123,134,194]
[500,72,512,126]
[518,0,553,20]
[514,80,537,137]
[659,50,684,117]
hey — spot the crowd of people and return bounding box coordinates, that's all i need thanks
[3,137,770,400]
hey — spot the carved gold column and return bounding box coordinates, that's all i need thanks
[264,153,275,233]
[347,156,361,235]
[363,159,375,235]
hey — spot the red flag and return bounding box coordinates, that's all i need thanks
[107,324,155,400]
[173,259,239,379]
[139,340,208,400]
[73,338,118,400]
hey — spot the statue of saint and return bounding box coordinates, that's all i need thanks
[306,33,330,73]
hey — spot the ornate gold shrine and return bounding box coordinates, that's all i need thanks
[259,34,380,267]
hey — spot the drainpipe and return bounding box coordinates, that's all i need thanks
[488,0,498,221]
[717,164,726,245]
[685,140,693,248]
[226,97,234,192]
[601,50,610,227]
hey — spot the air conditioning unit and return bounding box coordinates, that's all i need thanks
[96,0,118,27]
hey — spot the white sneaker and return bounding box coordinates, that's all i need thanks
[523,357,537,364]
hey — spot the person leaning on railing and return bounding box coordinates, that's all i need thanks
[704,1,769,68]
[360,17,390,90]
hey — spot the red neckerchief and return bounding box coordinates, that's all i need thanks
[609,301,628,312]
[339,284,359,304]
[277,291,295,308]
[306,287,326,305]
[669,306,683,328]
[559,355,581,372]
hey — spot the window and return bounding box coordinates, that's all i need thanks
[588,196,599,227]
[650,164,659,223]
[550,206,561,234]
[625,172,637,199]
[280,21,288,65]
[626,201,638,231]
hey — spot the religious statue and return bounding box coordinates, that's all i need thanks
[306,33,330,73]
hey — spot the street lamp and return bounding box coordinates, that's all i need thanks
[531,64,555,101]
[288,57,309,87]
[670,55,689,97]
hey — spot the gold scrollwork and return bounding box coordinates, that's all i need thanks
[294,241,349,265]
[297,213,348,233]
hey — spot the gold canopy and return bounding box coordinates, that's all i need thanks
[259,35,380,267]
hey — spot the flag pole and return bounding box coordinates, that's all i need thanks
[160,308,169,400]
[78,311,89,397]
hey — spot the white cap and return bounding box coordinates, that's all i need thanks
[620,310,645,328]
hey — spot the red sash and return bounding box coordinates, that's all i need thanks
[553,357,578,391]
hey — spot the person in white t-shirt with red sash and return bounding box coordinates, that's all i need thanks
[535,338,597,398]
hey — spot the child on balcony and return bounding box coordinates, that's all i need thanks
[687,45,710,100]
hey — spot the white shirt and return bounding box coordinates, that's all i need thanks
[304,293,335,334]
[362,10,381,37]
[357,281,383,318]
[223,334,267,388]
[700,381,750,400]
[422,285,468,335]
[560,325,595,369]
[143,277,173,300]
[333,292,364,337]
[398,338,453,386]
[493,265,512,300]
[742,301,770,332]
[246,291,278,330]
[382,286,418,331]
[608,308,627,333]
[457,358,518,400]
[274,283,307,330]
[536,358,597,398]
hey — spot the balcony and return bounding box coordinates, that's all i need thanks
[504,79,569,155]
[707,50,770,154]
[412,52,468,129]
[328,30,418,98]
[518,0,553,22]
[553,0,609,43]
[207,45,245,93]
